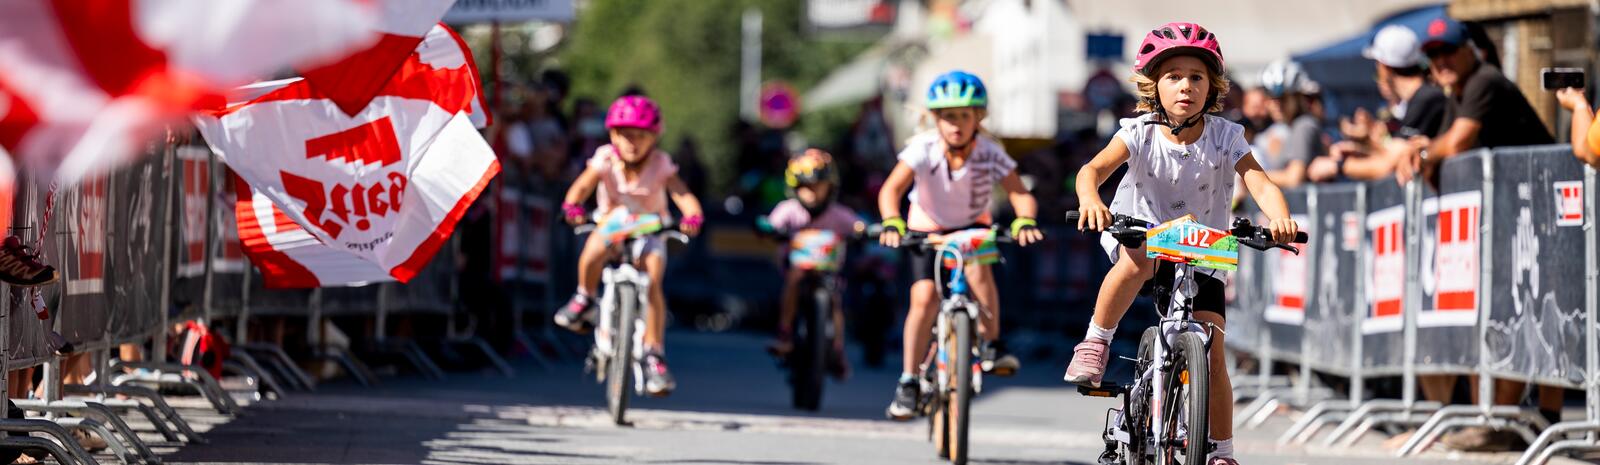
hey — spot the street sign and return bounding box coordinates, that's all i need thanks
[759,82,801,129]
[444,0,575,23]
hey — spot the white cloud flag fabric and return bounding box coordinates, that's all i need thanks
[195,24,497,288]
[0,0,437,183]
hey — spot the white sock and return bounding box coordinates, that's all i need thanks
[1088,323,1117,342]
[1208,438,1233,460]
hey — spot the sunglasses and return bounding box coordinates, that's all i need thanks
[1423,44,1460,59]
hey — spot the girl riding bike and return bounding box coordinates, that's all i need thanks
[767,149,862,381]
[1062,23,1299,465]
[554,95,704,397]
[878,70,1044,421]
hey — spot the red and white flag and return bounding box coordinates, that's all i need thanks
[195,24,497,288]
[0,0,454,183]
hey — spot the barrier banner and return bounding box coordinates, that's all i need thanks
[107,144,177,343]
[522,193,553,284]
[1414,149,1486,372]
[384,236,456,315]
[1303,184,1362,375]
[1362,177,1406,375]
[1226,202,1266,354]
[320,285,380,317]
[1483,146,1588,387]
[7,176,57,366]
[1264,189,1310,362]
[44,174,111,348]
[492,182,522,284]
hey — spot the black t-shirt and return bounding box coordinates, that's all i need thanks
[1398,83,1447,138]
[1441,64,1553,147]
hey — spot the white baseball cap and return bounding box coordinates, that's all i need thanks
[1363,24,1424,69]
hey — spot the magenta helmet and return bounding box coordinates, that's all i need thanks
[605,95,663,133]
[1133,22,1224,76]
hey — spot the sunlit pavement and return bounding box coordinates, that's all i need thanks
[157,331,1586,465]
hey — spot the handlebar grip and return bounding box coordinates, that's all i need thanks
[1293,231,1309,244]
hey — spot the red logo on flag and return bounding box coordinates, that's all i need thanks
[1554,181,1584,227]
[283,117,410,239]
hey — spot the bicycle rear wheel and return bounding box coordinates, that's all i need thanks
[1126,327,1159,465]
[947,312,973,465]
[607,283,638,426]
[1156,332,1209,465]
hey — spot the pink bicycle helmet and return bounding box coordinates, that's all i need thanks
[1133,22,1224,76]
[605,95,663,134]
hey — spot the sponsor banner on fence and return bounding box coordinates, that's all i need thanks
[1484,146,1588,387]
[1303,184,1361,374]
[1361,177,1406,373]
[1265,189,1309,360]
[1413,149,1486,371]
[108,144,175,342]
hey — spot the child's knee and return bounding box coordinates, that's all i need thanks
[1116,254,1156,282]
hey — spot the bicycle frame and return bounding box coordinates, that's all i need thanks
[931,245,984,395]
[1122,262,1214,460]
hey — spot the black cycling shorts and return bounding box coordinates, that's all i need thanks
[1147,261,1226,319]
[905,225,983,283]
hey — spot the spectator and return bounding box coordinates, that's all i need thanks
[540,69,572,132]
[1395,17,1553,186]
[519,84,570,185]
[1390,16,1560,452]
[1554,88,1600,168]
[1256,60,1323,189]
[568,98,608,179]
[1308,24,1448,182]
[1237,87,1271,143]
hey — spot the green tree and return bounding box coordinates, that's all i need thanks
[560,0,869,195]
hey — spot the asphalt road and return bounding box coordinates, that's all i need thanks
[154,330,1573,465]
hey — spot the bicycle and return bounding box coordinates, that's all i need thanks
[574,210,690,426]
[1065,211,1304,465]
[755,219,866,411]
[881,225,1015,465]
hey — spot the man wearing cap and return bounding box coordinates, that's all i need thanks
[1396,16,1552,185]
[1309,25,1449,181]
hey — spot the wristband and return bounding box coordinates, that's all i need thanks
[1010,217,1038,238]
[880,217,907,236]
[681,214,704,230]
[561,202,586,219]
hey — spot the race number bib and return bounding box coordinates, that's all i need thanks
[1145,215,1240,271]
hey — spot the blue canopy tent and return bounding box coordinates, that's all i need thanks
[1292,4,1447,125]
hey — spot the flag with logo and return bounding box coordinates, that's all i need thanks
[194,23,496,288]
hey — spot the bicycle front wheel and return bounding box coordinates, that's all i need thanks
[607,283,638,426]
[1157,332,1210,465]
[947,312,973,465]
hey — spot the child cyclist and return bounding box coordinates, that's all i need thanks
[766,149,862,380]
[1063,23,1299,465]
[554,95,704,397]
[878,70,1045,420]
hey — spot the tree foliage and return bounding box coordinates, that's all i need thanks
[560,0,870,194]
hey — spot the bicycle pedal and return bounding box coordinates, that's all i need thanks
[1076,383,1126,398]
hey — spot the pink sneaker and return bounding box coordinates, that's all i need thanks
[1063,337,1110,387]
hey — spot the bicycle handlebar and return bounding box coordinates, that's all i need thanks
[1064,210,1306,254]
[572,220,692,245]
[865,224,1016,249]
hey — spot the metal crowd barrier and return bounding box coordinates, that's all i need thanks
[1226,145,1599,463]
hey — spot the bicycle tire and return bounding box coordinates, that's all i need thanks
[1157,332,1210,465]
[791,285,827,410]
[948,312,973,465]
[1128,327,1159,465]
[608,283,637,426]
